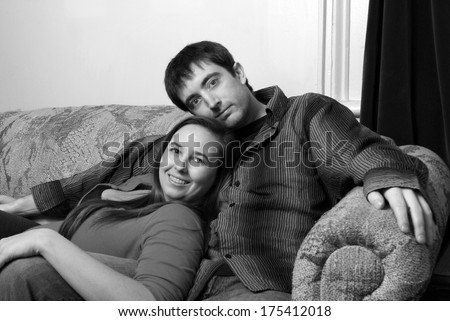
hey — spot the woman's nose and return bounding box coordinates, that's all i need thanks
[174,156,188,172]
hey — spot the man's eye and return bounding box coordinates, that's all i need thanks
[190,97,201,108]
[209,79,218,88]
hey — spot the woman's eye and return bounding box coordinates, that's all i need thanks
[169,147,180,154]
[191,157,206,165]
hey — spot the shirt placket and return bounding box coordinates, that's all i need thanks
[219,118,279,261]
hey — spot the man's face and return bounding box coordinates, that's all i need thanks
[177,62,258,129]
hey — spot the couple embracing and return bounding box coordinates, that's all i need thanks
[0,41,433,300]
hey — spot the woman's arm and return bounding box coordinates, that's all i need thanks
[0,229,156,300]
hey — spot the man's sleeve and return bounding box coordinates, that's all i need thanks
[303,93,428,204]
[30,136,162,217]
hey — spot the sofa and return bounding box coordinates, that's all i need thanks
[1,104,449,300]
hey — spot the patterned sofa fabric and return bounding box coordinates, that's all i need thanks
[0,105,188,198]
[292,145,450,300]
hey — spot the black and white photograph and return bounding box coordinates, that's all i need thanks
[0,0,449,319]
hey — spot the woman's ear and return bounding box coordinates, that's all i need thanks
[233,62,247,85]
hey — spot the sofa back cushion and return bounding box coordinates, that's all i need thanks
[0,105,187,198]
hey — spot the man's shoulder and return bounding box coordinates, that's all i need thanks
[256,86,338,118]
[288,92,336,104]
[281,92,333,115]
[276,92,344,130]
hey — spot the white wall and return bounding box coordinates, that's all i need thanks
[0,0,367,112]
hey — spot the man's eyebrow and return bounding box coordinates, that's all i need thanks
[184,93,197,108]
[201,72,220,87]
[184,72,221,106]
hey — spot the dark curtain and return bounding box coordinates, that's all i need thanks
[361,0,450,299]
[360,0,450,167]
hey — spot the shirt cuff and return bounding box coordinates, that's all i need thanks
[30,181,72,217]
[362,167,423,197]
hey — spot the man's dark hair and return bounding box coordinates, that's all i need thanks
[164,41,253,112]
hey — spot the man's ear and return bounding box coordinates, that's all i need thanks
[233,62,247,84]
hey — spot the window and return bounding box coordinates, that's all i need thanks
[317,0,369,116]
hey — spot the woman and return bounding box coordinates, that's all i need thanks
[0,116,233,300]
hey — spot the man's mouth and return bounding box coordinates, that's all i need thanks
[215,106,231,119]
[168,174,189,185]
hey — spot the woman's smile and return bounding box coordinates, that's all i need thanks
[168,173,190,185]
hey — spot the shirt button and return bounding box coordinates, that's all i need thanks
[234,181,240,187]
[225,254,232,259]
[229,203,235,207]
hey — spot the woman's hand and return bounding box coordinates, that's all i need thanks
[0,228,155,300]
[0,229,54,269]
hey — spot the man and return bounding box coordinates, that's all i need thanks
[0,41,435,300]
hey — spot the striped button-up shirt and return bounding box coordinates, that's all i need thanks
[30,86,428,298]
[187,86,427,299]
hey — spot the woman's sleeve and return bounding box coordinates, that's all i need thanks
[134,203,204,300]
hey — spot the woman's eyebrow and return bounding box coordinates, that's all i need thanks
[194,150,208,159]
[170,138,200,148]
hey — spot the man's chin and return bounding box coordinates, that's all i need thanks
[220,115,242,130]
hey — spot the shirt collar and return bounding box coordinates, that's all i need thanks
[254,86,290,124]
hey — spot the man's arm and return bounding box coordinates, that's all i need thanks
[2,136,161,218]
[303,93,435,246]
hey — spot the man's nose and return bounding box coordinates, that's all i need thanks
[204,93,221,110]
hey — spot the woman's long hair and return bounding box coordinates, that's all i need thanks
[59,116,234,240]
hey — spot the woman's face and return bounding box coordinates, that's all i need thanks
[158,124,223,203]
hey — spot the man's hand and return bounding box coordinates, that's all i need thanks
[101,189,152,202]
[0,195,18,213]
[367,187,436,246]
[0,195,17,204]
[0,195,39,216]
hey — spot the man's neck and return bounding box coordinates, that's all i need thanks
[234,113,267,141]
[249,94,267,122]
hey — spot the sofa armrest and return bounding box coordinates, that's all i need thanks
[292,146,450,300]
